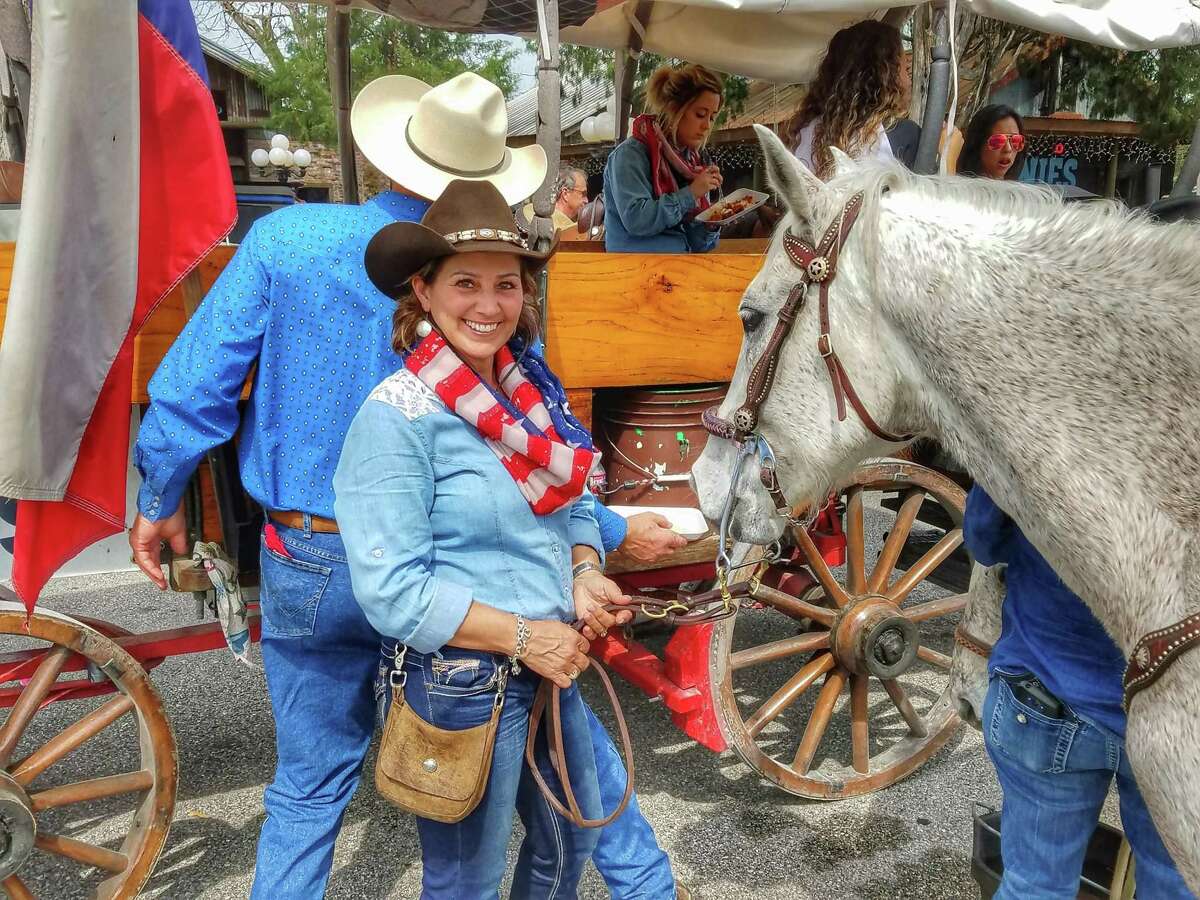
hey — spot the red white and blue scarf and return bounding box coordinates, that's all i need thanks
[405,331,600,515]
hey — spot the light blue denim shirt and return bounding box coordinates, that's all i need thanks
[602,138,721,254]
[332,368,605,653]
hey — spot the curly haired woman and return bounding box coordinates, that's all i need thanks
[785,20,909,180]
[603,63,725,252]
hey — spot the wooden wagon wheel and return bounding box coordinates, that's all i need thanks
[0,589,176,899]
[710,460,967,799]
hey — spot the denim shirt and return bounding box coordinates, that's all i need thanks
[963,485,1126,736]
[332,368,605,653]
[602,138,720,254]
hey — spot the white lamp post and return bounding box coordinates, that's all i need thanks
[252,133,311,185]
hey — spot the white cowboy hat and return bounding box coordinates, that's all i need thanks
[351,72,547,206]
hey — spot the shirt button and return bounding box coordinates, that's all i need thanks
[1016,713,1028,724]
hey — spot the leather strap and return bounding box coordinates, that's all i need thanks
[954,624,994,660]
[268,510,340,533]
[1123,610,1200,710]
[526,583,747,827]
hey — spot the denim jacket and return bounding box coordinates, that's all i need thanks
[332,369,605,653]
[602,138,720,254]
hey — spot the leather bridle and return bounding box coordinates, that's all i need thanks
[702,192,911,530]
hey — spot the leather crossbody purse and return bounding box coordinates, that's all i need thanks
[375,645,508,823]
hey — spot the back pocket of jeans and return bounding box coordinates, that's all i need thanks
[987,678,1074,774]
[259,542,332,638]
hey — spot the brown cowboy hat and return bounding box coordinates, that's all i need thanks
[365,179,557,298]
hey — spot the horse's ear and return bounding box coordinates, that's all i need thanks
[828,146,857,179]
[754,123,821,239]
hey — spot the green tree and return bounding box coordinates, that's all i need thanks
[1060,45,1200,146]
[209,2,518,144]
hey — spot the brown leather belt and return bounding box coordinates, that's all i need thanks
[268,510,340,533]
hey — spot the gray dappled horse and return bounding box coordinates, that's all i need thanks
[692,125,1200,889]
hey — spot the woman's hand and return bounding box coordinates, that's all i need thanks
[523,620,593,689]
[573,573,634,642]
[690,165,723,200]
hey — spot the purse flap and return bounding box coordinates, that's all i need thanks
[378,699,496,803]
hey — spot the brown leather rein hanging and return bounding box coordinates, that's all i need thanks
[525,581,749,828]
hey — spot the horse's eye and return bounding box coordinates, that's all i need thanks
[739,308,765,333]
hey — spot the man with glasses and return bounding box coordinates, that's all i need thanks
[523,163,589,235]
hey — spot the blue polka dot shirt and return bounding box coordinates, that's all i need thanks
[134,192,430,521]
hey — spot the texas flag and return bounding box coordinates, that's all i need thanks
[0,0,236,610]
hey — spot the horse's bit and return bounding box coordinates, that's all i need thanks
[702,192,911,582]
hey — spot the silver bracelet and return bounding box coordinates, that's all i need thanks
[510,613,532,674]
[572,560,602,580]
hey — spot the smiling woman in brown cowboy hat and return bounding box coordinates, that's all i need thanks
[334,179,673,899]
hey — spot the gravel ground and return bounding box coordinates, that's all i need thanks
[1,498,1121,899]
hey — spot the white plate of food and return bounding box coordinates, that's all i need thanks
[605,505,710,541]
[695,188,769,226]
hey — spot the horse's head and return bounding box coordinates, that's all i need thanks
[949,564,1006,730]
[693,125,910,543]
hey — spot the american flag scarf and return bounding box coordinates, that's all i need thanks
[405,331,600,515]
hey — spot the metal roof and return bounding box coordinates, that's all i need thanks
[507,78,611,138]
[200,36,264,82]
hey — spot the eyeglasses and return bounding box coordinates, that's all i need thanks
[986,133,1026,152]
[567,186,589,198]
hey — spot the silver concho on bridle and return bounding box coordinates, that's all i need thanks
[732,406,757,435]
[806,256,831,283]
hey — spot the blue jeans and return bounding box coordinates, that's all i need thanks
[250,522,381,900]
[398,647,602,899]
[984,673,1194,900]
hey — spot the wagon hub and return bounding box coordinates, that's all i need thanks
[832,596,919,680]
[0,774,36,879]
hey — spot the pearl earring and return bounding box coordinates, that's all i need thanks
[415,319,433,338]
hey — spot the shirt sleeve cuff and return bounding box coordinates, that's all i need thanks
[137,480,186,523]
[404,578,475,654]
[594,503,628,555]
[570,517,607,566]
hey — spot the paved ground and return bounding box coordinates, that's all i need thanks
[1,501,1121,899]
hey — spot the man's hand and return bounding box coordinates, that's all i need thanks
[573,573,633,642]
[129,507,188,590]
[620,512,687,564]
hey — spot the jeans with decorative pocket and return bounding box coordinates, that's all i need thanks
[983,671,1193,899]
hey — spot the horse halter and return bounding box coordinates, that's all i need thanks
[702,191,912,520]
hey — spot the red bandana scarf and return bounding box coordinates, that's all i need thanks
[405,331,601,515]
[631,114,712,217]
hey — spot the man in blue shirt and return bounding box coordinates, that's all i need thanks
[964,485,1192,899]
[131,73,686,898]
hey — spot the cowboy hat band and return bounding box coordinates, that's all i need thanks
[365,179,558,299]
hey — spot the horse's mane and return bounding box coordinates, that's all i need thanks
[817,163,1200,292]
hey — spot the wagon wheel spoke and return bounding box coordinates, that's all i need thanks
[885,528,963,605]
[903,593,969,624]
[792,669,846,773]
[850,674,870,774]
[791,525,850,608]
[0,647,72,769]
[844,486,867,595]
[867,488,926,594]
[34,832,128,874]
[745,653,835,738]
[29,771,154,813]
[731,631,830,671]
[916,646,953,670]
[882,679,928,738]
[752,584,836,627]
[2,874,34,900]
[12,694,134,786]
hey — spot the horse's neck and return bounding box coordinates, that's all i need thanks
[872,193,1200,651]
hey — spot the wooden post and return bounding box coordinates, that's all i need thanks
[614,0,651,143]
[1105,152,1119,199]
[1170,118,1200,198]
[532,0,561,222]
[326,6,358,205]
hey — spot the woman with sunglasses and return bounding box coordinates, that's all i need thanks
[957,104,1028,180]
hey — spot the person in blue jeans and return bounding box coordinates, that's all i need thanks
[336,178,669,897]
[130,73,684,899]
[964,485,1193,899]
